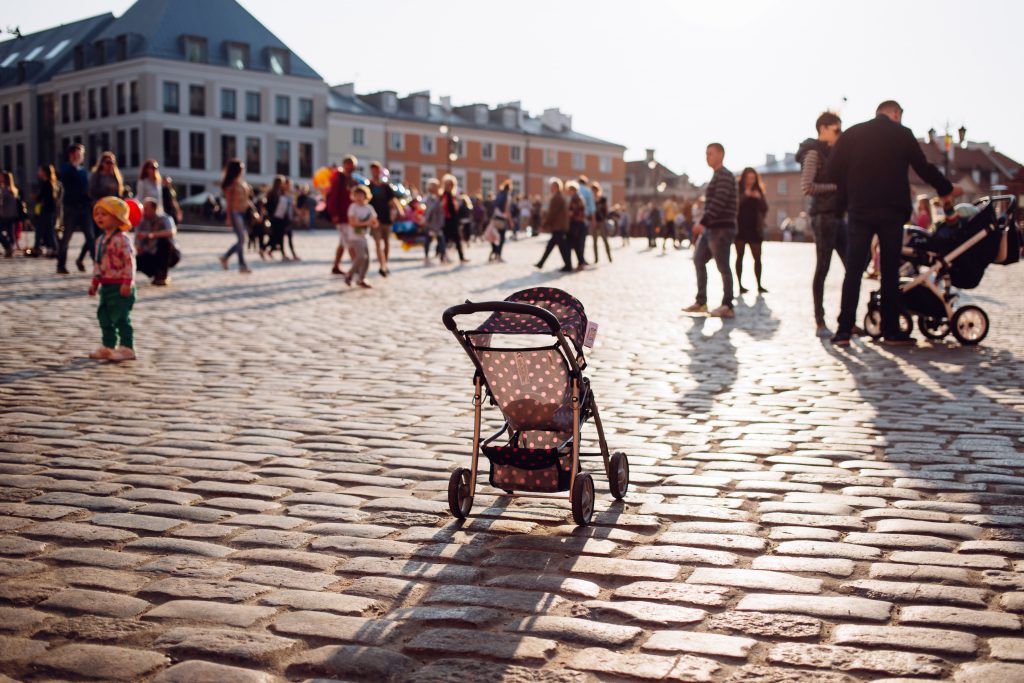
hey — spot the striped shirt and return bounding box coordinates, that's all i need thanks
[701,166,737,229]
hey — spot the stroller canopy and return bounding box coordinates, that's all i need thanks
[926,198,1020,289]
[472,287,588,349]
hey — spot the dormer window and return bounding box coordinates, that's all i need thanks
[226,42,249,70]
[94,41,106,65]
[382,92,397,113]
[73,45,84,70]
[184,36,207,64]
[116,35,127,60]
[268,49,289,75]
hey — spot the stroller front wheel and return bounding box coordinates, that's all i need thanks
[571,472,595,527]
[918,315,950,340]
[448,468,474,519]
[863,310,912,339]
[608,452,629,500]
[950,305,989,345]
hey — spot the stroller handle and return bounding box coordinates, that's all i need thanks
[442,300,563,335]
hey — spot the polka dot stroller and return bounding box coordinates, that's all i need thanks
[441,287,629,526]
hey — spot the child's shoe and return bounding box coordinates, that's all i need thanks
[89,346,115,360]
[110,347,137,361]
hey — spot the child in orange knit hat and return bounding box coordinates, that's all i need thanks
[88,197,137,361]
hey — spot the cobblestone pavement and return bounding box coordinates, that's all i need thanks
[1,230,1024,683]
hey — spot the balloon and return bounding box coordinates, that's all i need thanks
[126,199,143,228]
[313,167,334,190]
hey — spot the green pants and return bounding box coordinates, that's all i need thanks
[97,284,135,349]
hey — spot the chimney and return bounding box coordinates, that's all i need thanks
[927,128,937,145]
[440,95,452,112]
[645,149,655,163]
[333,82,355,98]
[766,154,776,165]
[541,108,571,132]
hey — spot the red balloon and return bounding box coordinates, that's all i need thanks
[127,199,143,227]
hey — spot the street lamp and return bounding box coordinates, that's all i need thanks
[440,124,459,173]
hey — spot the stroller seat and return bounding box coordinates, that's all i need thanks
[442,287,630,526]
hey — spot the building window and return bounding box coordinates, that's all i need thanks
[512,179,522,196]
[389,132,404,151]
[481,175,494,197]
[245,91,260,122]
[116,83,125,115]
[61,94,70,124]
[543,148,557,167]
[245,136,261,174]
[163,129,180,167]
[777,179,788,195]
[275,95,289,125]
[421,135,435,155]
[991,171,999,185]
[189,85,205,116]
[88,88,97,119]
[510,145,522,163]
[184,36,207,63]
[298,142,312,178]
[221,89,236,119]
[163,82,179,114]
[94,41,105,66]
[482,142,494,161]
[298,98,313,128]
[72,92,82,121]
[99,87,109,118]
[15,144,24,177]
[129,128,139,167]
[352,128,365,147]
[116,130,126,161]
[572,152,585,170]
[129,81,139,112]
[268,49,289,75]
[227,43,249,70]
[276,140,290,175]
[599,156,612,173]
[99,132,110,157]
[0,106,7,133]
[221,135,236,169]
[115,35,127,61]
[388,164,403,184]
[189,132,205,170]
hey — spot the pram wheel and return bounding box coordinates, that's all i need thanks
[950,305,989,345]
[571,472,595,526]
[918,316,950,340]
[448,468,474,519]
[863,310,912,339]
[608,452,629,500]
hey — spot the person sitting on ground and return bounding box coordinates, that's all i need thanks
[135,198,178,286]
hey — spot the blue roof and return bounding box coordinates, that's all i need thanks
[0,14,113,87]
[68,0,320,79]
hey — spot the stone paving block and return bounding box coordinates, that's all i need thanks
[888,550,1009,569]
[578,600,706,626]
[271,610,399,645]
[154,627,297,664]
[231,565,339,591]
[774,540,882,560]
[767,643,948,677]
[833,624,978,655]
[842,579,990,607]
[751,556,855,576]
[657,532,767,552]
[152,660,281,683]
[137,556,243,578]
[954,662,1024,682]
[88,513,184,533]
[0,634,48,662]
[565,555,681,579]
[406,657,590,683]
[286,644,415,680]
[425,585,565,612]
[143,600,276,627]
[643,630,757,658]
[506,615,643,647]
[737,593,892,621]
[39,588,150,618]
[139,578,271,601]
[37,615,156,642]
[0,606,51,632]
[258,589,381,616]
[389,605,504,627]
[687,567,822,594]
[230,548,339,572]
[21,521,137,544]
[869,562,977,584]
[33,643,170,680]
[567,647,720,682]
[989,637,1024,661]
[405,627,557,664]
[613,581,733,607]
[900,605,1021,631]
[626,544,739,567]
[707,611,822,639]
[124,537,235,557]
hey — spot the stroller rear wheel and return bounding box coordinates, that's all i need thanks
[448,468,474,519]
[863,310,912,339]
[950,305,989,345]
[608,452,629,500]
[917,315,950,340]
[571,472,595,526]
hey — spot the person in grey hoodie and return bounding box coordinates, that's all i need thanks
[796,111,844,337]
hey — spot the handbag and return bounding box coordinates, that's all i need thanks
[168,244,182,268]
[483,219,502,245]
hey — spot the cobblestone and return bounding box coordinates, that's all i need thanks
[2,234,1022,681]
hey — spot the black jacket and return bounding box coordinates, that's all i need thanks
[825,114,952,221]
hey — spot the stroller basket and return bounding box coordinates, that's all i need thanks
[441,287,629,526]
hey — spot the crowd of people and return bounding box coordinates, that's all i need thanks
[1,98,967,360]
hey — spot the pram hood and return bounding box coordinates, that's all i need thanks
[918,196,1020,289]
[471,287,588,350]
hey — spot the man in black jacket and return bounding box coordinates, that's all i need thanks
[826,101,960,346]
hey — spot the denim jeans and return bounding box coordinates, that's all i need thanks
[223,211,248,267]
[837,212,904,336]
[810,214,847,324]
[57,204,95,271]
[694,227,736,308]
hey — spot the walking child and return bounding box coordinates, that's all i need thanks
[88,197,137,361]
[346,185,377,288]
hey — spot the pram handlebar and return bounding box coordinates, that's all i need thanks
[442,300,563,335]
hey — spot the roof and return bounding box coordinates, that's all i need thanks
[327,89,625,149]
[62,0,320,80]
[0,14,113,88]
[915,139,1021,186]
[757,154,801,175]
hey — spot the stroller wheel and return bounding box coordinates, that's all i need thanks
[571,472,595,527]
[447,468,474,519]
[863,310,912,339]
[608,452,629,500]
[917,315,950,340]
[950,305,989,345]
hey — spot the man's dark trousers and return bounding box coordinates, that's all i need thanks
[57,205,95,272]
[837,211,904,337]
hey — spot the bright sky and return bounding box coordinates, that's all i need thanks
[8,0,1024,183]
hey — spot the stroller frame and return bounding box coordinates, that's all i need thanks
[442,297,629,526]
[864,195,1019,345]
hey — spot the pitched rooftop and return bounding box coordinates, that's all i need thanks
[0,14,113,87]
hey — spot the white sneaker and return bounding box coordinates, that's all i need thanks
[89,346,114,360]
[109,347,137,361]
[709,305,735,318]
